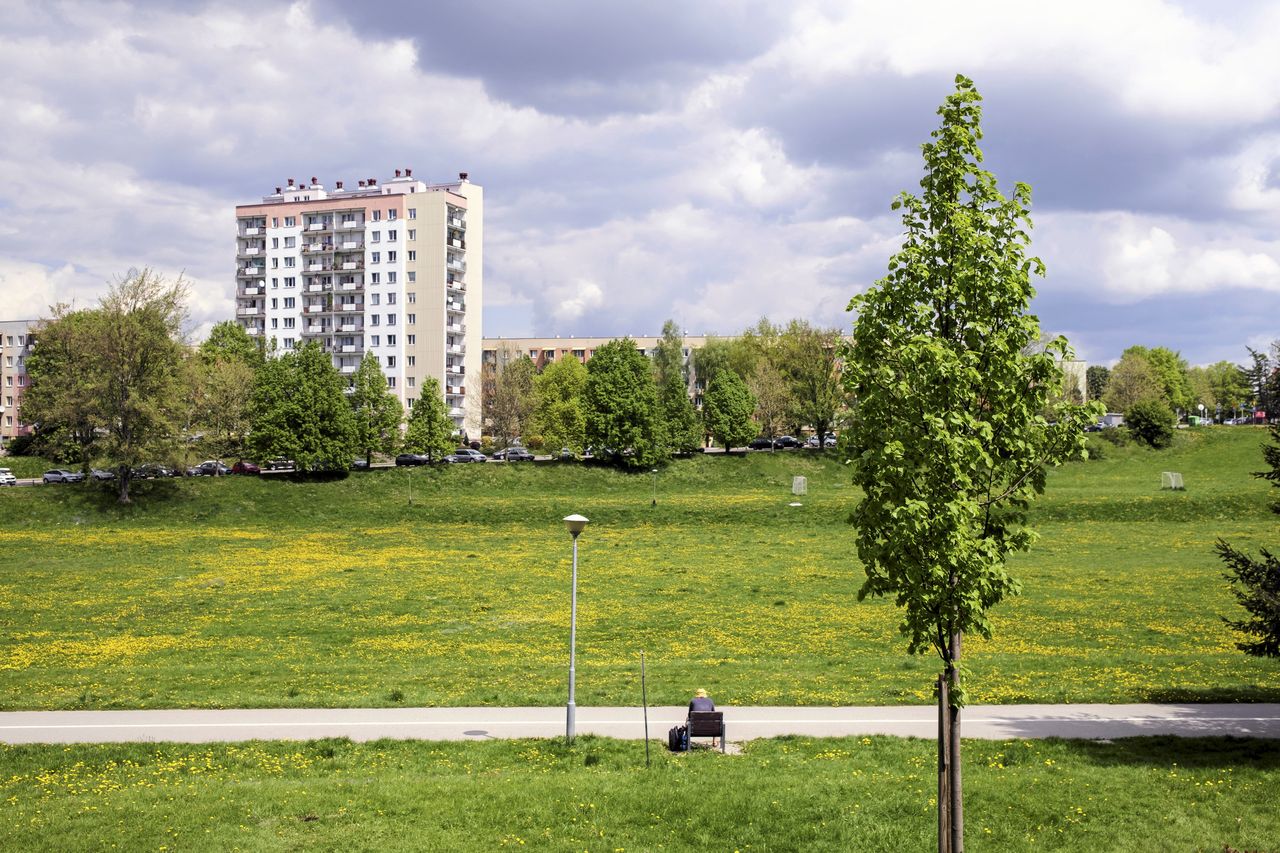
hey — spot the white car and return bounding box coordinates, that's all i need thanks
[0,468,16,486]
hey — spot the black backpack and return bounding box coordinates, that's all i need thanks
[667,725,688,752]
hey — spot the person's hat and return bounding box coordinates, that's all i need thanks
[695,688,708,698]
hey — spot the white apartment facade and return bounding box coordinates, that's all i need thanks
[0,320,35,449]
[234,169,482,437]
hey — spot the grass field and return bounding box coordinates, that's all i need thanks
[1,735,1276,852]
[0,427,1276,710]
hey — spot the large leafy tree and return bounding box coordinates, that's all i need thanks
[349,350,403,466]
[23,308,103,468]
[192,356,255,462]
[843,76,1096,853]
[26,270,189,502]
[657,370,702,454]
[249,342,355,471]
[533,355,588,454]
[701,369,756,453]
[199,320,264,368]
[777,319,843,441]
[748,360,791,440]
[1217,421,1280,659]
[1103,350,1164,413]
[1085,365,1110,404]
[583,338,662,468]
[404,377,455,461]
[489,354,537,446]
[652,319,687,388]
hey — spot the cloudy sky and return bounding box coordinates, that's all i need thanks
[1,0,1277,365]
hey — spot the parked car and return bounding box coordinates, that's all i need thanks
[90,468,116,481]
[350,458,371,470]
[231,460,261,475]
[805,433,838,447]
[493,447,534,462]
[0,468,16,486]
[395,453,431,466]
[264,458,295,471]
[748,436,776,450]
[188,461,231,476]
[558,447,576,461]
[774,435,801,448]
[135,463,176,479]
[445,448,487,463]
[43,469,84,484]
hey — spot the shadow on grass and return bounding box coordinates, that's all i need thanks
[1045,735,1280,770]
[1144,686,1280,704]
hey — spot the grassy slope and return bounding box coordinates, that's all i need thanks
[1,735,1277,852]
[0,427,1275,710]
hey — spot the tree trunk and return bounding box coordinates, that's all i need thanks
[949,631,964,853]
[117,466,132,504]
[938,672,951,853]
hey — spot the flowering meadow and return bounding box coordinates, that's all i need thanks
[0,427,1275,710]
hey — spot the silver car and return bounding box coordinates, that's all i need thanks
[0,468,16,486]
[43,469,85,484]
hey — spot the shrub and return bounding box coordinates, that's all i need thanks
[1082,435,1107,460]
[1126,400,1175,448]
[1097,426,1131,446]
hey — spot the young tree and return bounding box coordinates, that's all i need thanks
[652,319,687,388]
[748,360,792,440]
[199,320,264,368]
[404,377,456,462]
[1217,421,1280,659]
[583,338,662,468]
[249,342,355,471]
[489,355,537,446]
[843,76,1096,853]
[657,370,702,454]
[1085,365,1110,403]
[533,355,588,454]
[349,350,403,466]
[1125,399,1175,448]
[193,356,255,462]
[23,307,104,468]
[1103,350,1163,413]
[702,369,756,453]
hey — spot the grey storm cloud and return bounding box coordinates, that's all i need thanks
[0,0,1277,363]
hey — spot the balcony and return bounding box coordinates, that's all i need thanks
[341,344,358,353]
[306,283,325,293]
[240,286,262,296]
[449,407,465,418]
[305,304,326,314]
[339,302,359,312]
[238,246,262,257]
[339,323,361,333]
[341,220,362,229]
[242,226,262,236]
[306,323,327,333]
[341,261,363,271]
[238,266,263,277]
[447,384,465,395]
[448,217,465,229]
[447,344,465,354]
[307,262,333,272]
[339,282,360,292]
[306,221,333,232]
[236,307,259,317]
[446,301,465,314]
[447,279,465,292]
[447,323,466,334]
[447,259,466,273]
[447,365,464,376]
[339,241,363,251]
[449,239,465,249]
[340,365,357,374]
[303,242,333,254]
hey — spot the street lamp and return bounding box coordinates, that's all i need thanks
[563,513,589,742]
[650,468,658,507]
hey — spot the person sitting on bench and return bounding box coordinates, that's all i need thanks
[689,688,715,714]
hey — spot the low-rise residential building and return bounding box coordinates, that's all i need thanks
[0,320,35,449]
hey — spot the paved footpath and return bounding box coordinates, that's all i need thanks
[1,704,1277,744]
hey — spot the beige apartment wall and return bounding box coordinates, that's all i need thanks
[407,193,449,411]
[455,181,483,438]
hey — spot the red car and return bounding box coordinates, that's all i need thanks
[231,460,261,475]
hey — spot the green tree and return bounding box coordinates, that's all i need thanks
[249,342,355,471]
[349,350,403,466]
[1243,344,1279,417]
[27,270,189,502]
[1145,346,1193,413]
[777,320,843,443]
[1103,351,1163,413]
[23,308,104,468]
[193,356,255,462]
[199,320,263,368]
[748,360,791,439]
[583,338,662,468]
[533,356,588,454]
[843,76,1096,853]
[702,369,756,452]
[1125,399,1175,448]
[652,319,687,388]
[1085,365,1110,403]
[1217,421,1280,659]
[404,377,455,462]
[1204,361,1251,417]
[657,370,702,454]
[489,355,537,446]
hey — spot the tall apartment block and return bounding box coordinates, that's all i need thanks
[234,169,482,437]
[0,320,34,450]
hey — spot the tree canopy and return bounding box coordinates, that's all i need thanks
[248,342,355,471]
[702,369,756,452]
[533,355,588,454]
[583,338,661,468]
[404,377,456,461]
[349,350,403,466]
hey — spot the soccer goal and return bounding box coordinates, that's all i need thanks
[1161,472,1185,490]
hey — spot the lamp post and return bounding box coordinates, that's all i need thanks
[563,513,589,742]
[650,468,658,507]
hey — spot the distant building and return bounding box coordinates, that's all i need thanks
[0,320,35,449]
[234,170,482,436]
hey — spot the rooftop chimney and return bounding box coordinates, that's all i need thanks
[336,180,344,189]
[311,176,318,186]
[369,177,377,185]
[287,177,295,186]
[394,169,402,178]
[275,186,282,194]
[358,180,366,188]
[459,171,468,181]
[405,168,412,177]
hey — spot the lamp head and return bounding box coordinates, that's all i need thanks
[563,514,589,537]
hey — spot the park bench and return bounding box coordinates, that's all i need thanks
[687,711,726,752]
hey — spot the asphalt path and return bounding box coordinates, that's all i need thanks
[1,704,1277,745]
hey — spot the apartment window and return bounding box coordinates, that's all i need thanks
[271,318,278,329]
[283,338,295,349]
[271,258,279,268]
[408,229,416,241]
[284,257,296,268]
[407,292,416,304]
[408,376,415,388]
[407,355,415,366]
[387,356,396,368]
[387,209,396,220]
[371,335,380,346]
[407,313,416,325]
[388,229,397,241]
[408,208,416,219]
[285,277,296,288]
[285,216,296,227]
[372,210,381,221]
[4,377,10,387]
[371,231,380,243]
[370,293,380,306]
[284,318,295,329]
[371,315,379,326]
[387,293,396,305]
[271,298,278,309]
[284,236,296,248]
[386,376,396,388]
[272,277,279,288]
[271,237,279,249]
[283,297,295,308]
[370,273,380,284]
[407,271,416,283]
[371,252,380,264]
[272,217,279,227]
[407,250,416,261]
[387,313,397,326]
[387,335,396,346]
[387,272,397,284]
[387,251,397,263]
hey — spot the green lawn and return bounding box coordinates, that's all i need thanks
[0,427,1275,710]
[1,735,1276,852]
